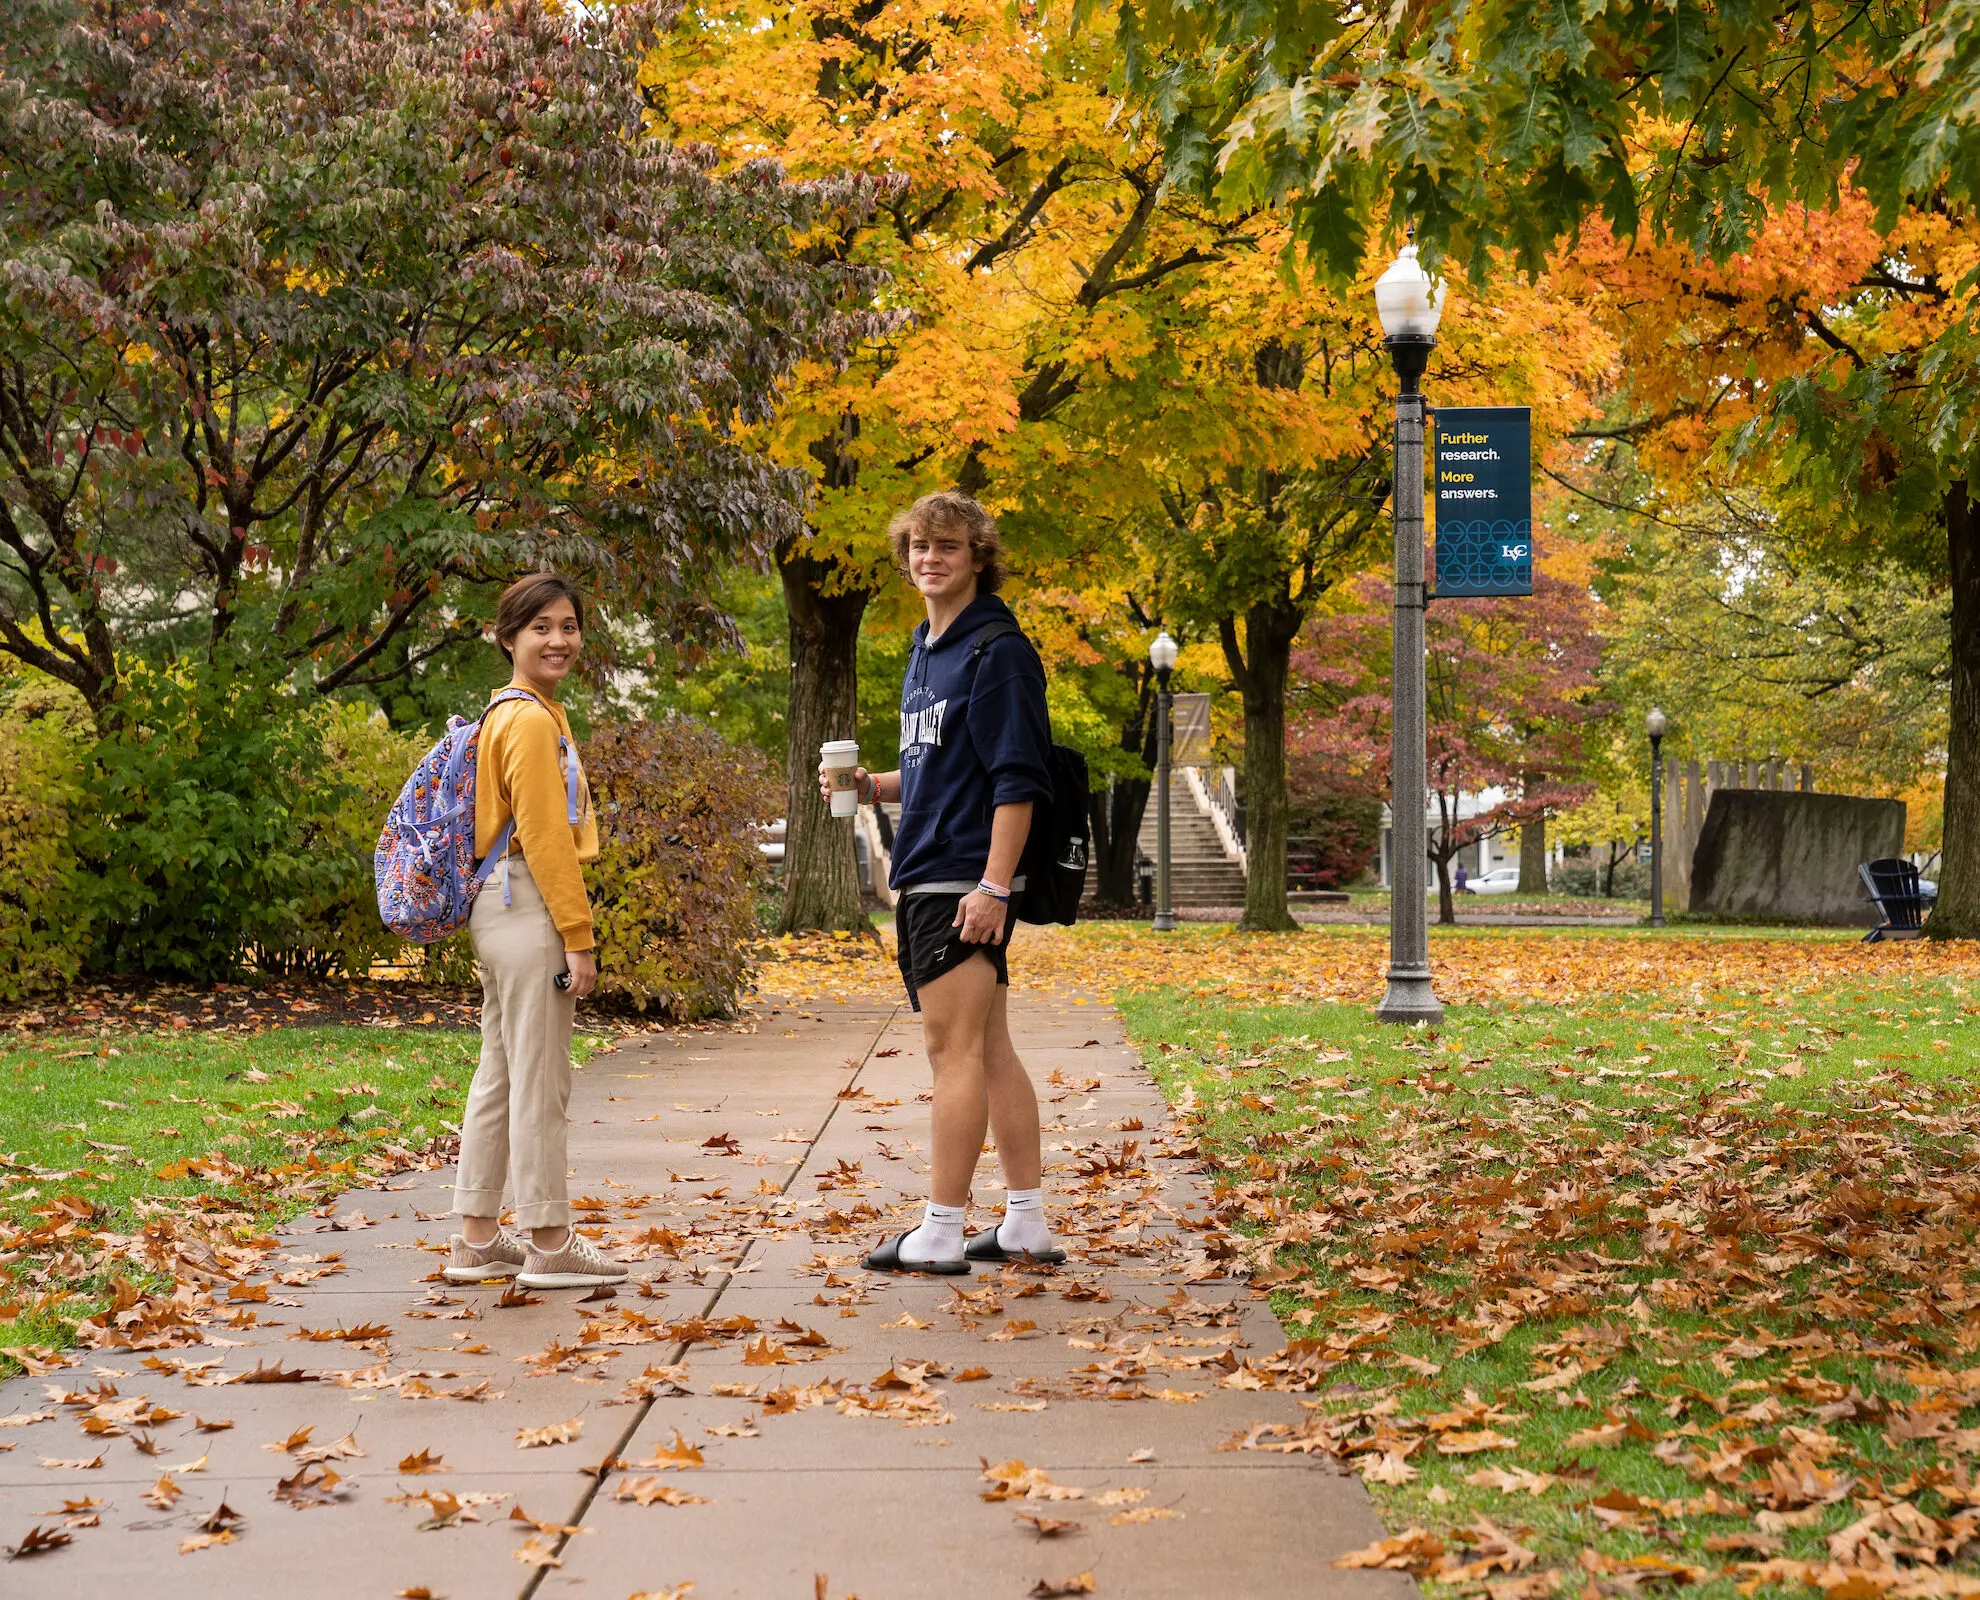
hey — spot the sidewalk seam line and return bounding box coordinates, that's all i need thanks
[516,1003,901,1600]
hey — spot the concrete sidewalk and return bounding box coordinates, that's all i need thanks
[0,994,1409,1600]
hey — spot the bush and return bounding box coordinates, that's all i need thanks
[1557,854,1649,899]
[0,671,91,1000]
[77,660,375,979]
[258,702,430,978]
[584,715,777,1019]
[419,931,481,987]
[1286,790,1384,888]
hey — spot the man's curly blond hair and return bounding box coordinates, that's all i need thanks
[887,491,1007,595]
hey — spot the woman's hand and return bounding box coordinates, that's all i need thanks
[565,949,598,1000]
[952,890,1009,945]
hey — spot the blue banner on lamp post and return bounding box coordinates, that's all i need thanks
[1433,406,1532,597]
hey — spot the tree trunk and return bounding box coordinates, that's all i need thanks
[1434,852,1455,924]
[1931,480,1979,939]
[1223,599,1298,933]
[775,545,874,936]
[1089,672,1156,904]
[1091,778,1152,903]
[1518,816,1548,894]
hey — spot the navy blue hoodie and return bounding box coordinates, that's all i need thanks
[890,592,1053,892]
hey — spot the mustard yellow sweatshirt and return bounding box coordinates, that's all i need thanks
[473,682,599,952]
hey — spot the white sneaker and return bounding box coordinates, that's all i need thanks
[517,1231,629,1290]
[442,1231,527,1282]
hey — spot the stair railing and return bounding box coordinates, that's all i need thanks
[1184,765,1248,876]
[858,804,897,909]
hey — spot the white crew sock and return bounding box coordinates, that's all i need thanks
[998,1188,1052,1253]
[899,1200,966,1263]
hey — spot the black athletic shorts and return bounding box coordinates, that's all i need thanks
[895,891,1014,1012]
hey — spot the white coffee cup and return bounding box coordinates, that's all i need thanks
[820,739,860,818]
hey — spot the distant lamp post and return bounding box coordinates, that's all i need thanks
[1646,707,1668,928]
[1149,630,1179,933]
[1373,242,1447,1026]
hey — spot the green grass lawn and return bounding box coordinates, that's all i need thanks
[0,1025,596,1374]
[1119,973,1980,1598]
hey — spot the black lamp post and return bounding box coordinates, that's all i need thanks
[1373,243,1446,1027]
[1150,631,1178,932]
[1646,707,1667,927]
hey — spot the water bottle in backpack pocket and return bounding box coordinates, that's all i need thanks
[374,688,581,944]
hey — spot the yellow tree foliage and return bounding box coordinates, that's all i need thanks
[647,2,1618,926]
[644,0,1260,925]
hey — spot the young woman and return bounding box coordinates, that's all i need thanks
[444,572,628,1291]
[823,492,1063,1273]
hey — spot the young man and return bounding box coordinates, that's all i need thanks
[820,492,1062,1273]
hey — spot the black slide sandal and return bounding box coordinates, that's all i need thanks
[862,1231,971,1275]
[964,1230,1067,1266]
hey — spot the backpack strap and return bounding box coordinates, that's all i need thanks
[469,689,583,904]
[483,687,581,823]
[967,617,1030,665]
[442,686,542,801]
[965,617,1050,732]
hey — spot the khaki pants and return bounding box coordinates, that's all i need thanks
[453,855,576,1229]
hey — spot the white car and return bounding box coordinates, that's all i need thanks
[1464,866,1523,895]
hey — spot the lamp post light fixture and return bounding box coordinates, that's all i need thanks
[1646,707,1668,928]
[1149,630,1179,933]
[1373,243,1447,1026]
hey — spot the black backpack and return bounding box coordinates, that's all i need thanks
[967,619,1089,926]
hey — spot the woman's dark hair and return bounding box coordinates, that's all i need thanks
[886,491,1007,595]
[494,571,585,659]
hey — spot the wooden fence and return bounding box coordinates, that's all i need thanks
[1663,757,1815,906]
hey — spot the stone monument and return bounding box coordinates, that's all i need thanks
[1688,789,1906,925]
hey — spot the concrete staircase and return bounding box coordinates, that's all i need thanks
[1144,774,1248,908]
[1084,774,1249,909]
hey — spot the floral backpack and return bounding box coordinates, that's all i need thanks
[374,688,580,943]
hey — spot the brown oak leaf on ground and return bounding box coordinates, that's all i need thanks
[1028,1573,1097,1598]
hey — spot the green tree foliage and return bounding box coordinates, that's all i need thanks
[633,568,795,762]
[1105,0,1980,286]
[1582,470,1948,795]
[1148,450,1388,929]
[0,663,88,997]
[584,716,780,1018]
[4,651,778,1001]
[0,0,882,720]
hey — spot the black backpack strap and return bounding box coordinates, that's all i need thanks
[967,617,1027,662]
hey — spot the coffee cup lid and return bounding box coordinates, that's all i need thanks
[820,740,859,757]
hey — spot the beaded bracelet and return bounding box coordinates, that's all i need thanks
[976,879,1011,901]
